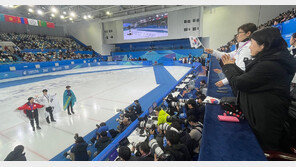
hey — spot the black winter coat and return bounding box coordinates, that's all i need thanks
[222,49,296,151]
[4,146,26,161]
[164,143,191,161]
[95,136,111,154]
[71,142,89,161]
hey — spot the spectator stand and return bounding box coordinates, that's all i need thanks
[198,56,266,161]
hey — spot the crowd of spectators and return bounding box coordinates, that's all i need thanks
[20,51,96,63]
[0,46,18,63]
[258,8,296,29]
[217,8,296,52]
[0,32,98,64]
[0,32,88,51]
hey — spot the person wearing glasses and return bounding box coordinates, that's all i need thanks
[204,23,257,90]
[220,27,296,151]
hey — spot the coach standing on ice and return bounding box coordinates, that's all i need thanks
[35,89,57,124]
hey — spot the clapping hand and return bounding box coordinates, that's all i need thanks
[213,69,222,74]
[204,48,213,54]
[221,54,235,65]
[215,80,224,87]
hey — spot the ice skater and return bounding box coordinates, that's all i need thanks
[17,97,44,131]
[63,86,76,115]
[35,89,57,124]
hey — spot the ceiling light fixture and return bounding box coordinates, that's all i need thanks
[37,9,43,15]
[51,7,58,13]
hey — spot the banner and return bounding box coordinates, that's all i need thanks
[0,14,4,22]
[46,22,55,28]
[4,15,17,23]
[28,18,38,26]
[38,20,47,27]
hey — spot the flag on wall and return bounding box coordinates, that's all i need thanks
[20,17,28,24]
[0,14,4,22]
[16,17,28,24]
[46,22,55,28]
[38,20,47,27]
[5,15,17,23]
[0,13,53,28]
[16,17,21,24]
[28,18,38,26]
[189,36,203,49]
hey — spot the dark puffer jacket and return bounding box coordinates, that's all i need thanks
[222,48,296,151]
[4,145,26,161]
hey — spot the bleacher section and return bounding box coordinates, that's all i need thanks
[115,38,192,52]
[0,32,95,64]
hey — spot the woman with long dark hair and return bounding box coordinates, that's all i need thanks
[221,27,296,151]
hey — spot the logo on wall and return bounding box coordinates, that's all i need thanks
[42,68,49,73]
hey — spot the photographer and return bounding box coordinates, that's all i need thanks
[89,122,110,145]
[164,94,179,116]
[155,107,171,125]
[69,136,91,161]
[196,93,206,123]
[131,142,154,161]
[187,115,203,157]
[134,100,143,116]
[185,99,199,120]
[117,117,131,133]
[94,131,111,157]
[149,130,191,161]
[124,106,138,122]
[4,145,26,161]
[118,146,137,161]
[147,124,165,150]
[196,80,207,95]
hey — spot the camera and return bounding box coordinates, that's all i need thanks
[74,133,79,140]
[116,108,127,124]
[138,115,158,135]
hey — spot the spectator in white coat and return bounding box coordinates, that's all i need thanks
[204,23,257,88]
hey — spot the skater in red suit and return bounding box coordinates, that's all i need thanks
[17,97,44,131]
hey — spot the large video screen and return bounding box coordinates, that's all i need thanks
[123,13,168,40]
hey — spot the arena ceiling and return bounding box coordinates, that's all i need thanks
[0,5,196,24]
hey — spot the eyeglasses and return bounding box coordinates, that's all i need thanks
[237,31,245,35]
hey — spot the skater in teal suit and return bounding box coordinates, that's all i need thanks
[63,85,76,115]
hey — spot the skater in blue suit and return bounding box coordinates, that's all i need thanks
[63,85,76,115]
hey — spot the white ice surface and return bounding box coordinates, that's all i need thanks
[0,65,190,161]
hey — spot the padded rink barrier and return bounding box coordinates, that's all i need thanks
[92,62,202,161]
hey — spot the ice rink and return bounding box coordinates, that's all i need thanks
[0,65,190,161]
